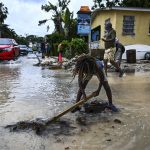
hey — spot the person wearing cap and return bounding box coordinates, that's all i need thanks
[102,22,124,77]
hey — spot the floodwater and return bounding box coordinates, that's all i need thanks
[0,55,150,150]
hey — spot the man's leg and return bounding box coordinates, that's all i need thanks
[76,80,89,103]
[71,80,90,113]
[103,59,108,76]
[103,81,118,112]
[110,60,124,77]
[114,49,123,71]
[103,81,112,105]
[104,48,112,76]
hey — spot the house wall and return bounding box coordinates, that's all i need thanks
[115,10,150,46]
[91,10,150,48]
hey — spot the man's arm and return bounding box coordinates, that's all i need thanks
[92,65,105,96]
[102,30,116,42]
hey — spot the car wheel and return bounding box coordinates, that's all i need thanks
[145,52,150,60]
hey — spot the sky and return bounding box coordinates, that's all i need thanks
[2,0,94,37]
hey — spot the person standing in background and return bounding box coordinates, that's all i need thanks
[102,22,124,77]
[58,43,63,62]
[41,41,46,59]
[45,42,51,58]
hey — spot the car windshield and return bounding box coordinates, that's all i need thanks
[19,45,27,48]
[0,39,14,45]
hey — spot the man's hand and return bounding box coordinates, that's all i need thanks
[82,91,87,99]
[79,86,86,100]
[92,90,100,97]
[101,38,105,42]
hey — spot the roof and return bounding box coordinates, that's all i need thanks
[77,6,91,14]
[107,6,150,12]
[92,6,150,22]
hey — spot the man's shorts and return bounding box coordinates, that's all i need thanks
[104,47,116,62]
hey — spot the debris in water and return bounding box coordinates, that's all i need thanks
[114,119,122,124]
[83,100,119,113]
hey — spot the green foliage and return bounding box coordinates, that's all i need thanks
[61,40,71,58]
[40,0,71,34]
[0,24,16,38]
[16,36,28,45]
[92,0,105,9]
[46,32,64,56]
[121,0,150,7]
[62,8,74,38]
[92,0,150,9]
[26,35,44,44]
[70,38,88,56]
[59,38,88,59]
[0,2,8,23]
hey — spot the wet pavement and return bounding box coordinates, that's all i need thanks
[0,54,150,150]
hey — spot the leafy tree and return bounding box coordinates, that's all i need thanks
[26,35,44,44]
[0,23,18,39]
[62,8,73,38]
[62,8,78,40]
[92,0,150,9]
[0,2,8,23]
[16,35,28,45]
[39,0,70,34]
[92,0,121,10]
[0,2,8,37]
[45,32,64,55]
[70,38,88,57]
[61,38,88,59]
[121,0,150,8]
[0,2,17,39]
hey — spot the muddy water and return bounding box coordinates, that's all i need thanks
[0,55,150,150]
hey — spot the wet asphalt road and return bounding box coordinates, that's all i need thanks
[0,54,150,150]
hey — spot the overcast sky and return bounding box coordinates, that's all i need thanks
[2,0,94,37]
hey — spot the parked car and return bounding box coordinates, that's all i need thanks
[18,45,29,55]
[0,38,20,61]
[122,44,150,60]
[145,52,150,60]
[27,47,33,53]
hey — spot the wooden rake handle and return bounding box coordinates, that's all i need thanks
[46,93,95,125]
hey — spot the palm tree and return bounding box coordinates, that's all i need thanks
[39,0,70,34]
[0,2,8,37]
[0,24,17,38]
[62,8,74,38]
[0,2,8,23]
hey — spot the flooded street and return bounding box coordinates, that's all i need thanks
[0,55,150,150]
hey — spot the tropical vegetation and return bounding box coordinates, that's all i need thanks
[92,0,150,10]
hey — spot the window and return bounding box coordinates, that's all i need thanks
[91,26,101,42]
[122,16,135,35]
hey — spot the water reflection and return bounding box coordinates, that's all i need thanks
[0,56,77,123]
[0,64,21,105]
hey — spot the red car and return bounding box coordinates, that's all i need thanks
[0,38,20,61]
